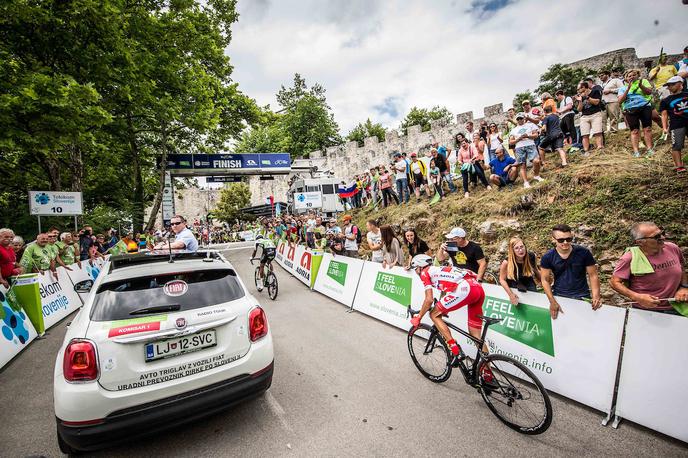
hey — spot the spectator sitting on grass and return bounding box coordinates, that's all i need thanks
[488,147,518,189]
[509,112,543,189]
[540,224,601,319]
[659,75,688,174]
[610,222,688,314]
[539,104,568,168]
[499,236,541,305]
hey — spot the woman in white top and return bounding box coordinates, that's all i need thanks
[487,123,503,163]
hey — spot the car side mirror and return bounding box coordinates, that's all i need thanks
[74,279,94,293]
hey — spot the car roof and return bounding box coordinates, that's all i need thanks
[103,251,234,283]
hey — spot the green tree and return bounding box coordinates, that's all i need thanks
[346,119,386,146]
[215,183,252,223]
[537,64,593,97]
[512,90,538,110]
[399,106,452,134]
[276,74,341,157]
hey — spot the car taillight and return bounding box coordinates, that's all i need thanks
[63,339,99,382]
[249,307,268,342]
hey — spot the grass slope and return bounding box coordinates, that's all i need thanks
[349,130,688,302]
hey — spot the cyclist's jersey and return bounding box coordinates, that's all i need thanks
[255,239,276,260]
[419,265,476,293]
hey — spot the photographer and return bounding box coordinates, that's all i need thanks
[78,226,95,261]
[436,227,487,281]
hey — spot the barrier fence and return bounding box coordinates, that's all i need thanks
[0,257,108,371]
[272,239,687,443]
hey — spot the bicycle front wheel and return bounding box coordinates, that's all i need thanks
[254,266,262,291]
[477,354,552,435]
[407,324,452,383]
[266,273,278,300]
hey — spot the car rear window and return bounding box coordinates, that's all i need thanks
[90,269,245,321]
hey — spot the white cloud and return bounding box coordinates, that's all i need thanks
[228,0,686,133]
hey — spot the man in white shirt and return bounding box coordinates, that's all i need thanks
[341,215,359,258]
[599,70,623,133]
[556,90,576,146]
[154,215,198,252]
[305,211,316,248]
[509,113,544,189]
[393,153,409,204]
[366,219,383,263]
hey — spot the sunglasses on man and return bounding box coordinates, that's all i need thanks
[170,221,183,226]
[555,237,573,244]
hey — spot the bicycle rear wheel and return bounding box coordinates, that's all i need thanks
[477,354,552,434]
[407,324,452,383]
[266,273,278,300]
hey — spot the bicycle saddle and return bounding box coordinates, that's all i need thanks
[477,315,503,325]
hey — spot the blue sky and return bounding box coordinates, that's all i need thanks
[228,0,686,133]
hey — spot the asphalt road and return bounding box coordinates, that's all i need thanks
[1,244,686,457]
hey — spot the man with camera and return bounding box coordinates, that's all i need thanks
[436,227,487,282]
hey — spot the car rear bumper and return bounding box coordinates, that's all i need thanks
[57,361,273,452]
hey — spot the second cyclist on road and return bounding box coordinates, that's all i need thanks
[252,235,276,291]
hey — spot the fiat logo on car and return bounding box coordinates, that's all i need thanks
[175,318,187,330]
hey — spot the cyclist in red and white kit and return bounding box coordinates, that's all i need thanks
[409,254,488,360]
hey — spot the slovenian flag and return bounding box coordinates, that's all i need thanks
[337,182,359,199]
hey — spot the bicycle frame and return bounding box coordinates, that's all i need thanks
[408,302,498,386]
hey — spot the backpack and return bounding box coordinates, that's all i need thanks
[352,225,362,244]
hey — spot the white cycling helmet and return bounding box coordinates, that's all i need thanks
[410,254,433,269]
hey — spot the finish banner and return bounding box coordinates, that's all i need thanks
[312,254,365,308]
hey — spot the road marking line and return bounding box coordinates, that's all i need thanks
[265,391,293,433]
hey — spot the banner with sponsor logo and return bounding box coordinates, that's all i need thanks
[0,284,39,369]
[66,261,104,303]
[447,283,625,414]
[38,267,83,330]
[351,263,427,330]
[9,273,44,335]
[275,239,287,268]
[614,308,688,442]
[313,254,365,307]
[292,246,323,288]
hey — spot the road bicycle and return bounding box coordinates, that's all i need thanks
[250,258,278,300]
[407,302,552,435]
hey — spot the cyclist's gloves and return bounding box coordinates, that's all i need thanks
[410,315,421,328]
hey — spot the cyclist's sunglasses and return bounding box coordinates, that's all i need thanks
[555,237,573,243]
[636,231,666,241]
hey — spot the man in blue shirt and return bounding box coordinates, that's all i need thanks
[488,147,518,188]
[540,224,601,319]
[153,215,198,252]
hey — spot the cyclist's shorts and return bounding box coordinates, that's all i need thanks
[261,247,276,262]
[434,278,485,330]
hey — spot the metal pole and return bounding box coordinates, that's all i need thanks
[74,215,78,232]
[37,215,42,233]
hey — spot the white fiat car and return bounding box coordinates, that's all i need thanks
[54,251,274,454]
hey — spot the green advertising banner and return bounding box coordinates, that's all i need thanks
[482,295,555,357]
[9,274,44,335]
[327,260,348,286]
[373,271,412,307]
[309,252,323,289]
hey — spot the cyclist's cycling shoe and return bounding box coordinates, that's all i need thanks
[479,366,501,391]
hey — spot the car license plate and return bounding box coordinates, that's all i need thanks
[145,330,216,362]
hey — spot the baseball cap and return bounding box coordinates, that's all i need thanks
[516,112,526,119]
[342,215,352,222]
[664,76,684,86]
[521,100,531,105]
[445,227,466,239]
[410,152,417,157]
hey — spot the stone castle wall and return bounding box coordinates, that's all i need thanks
[244,47,679,206]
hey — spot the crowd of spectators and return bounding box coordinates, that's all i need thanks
[336,48,688,212]
[256,213,687,317]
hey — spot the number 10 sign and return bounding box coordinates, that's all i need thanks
[29,191,83,216]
